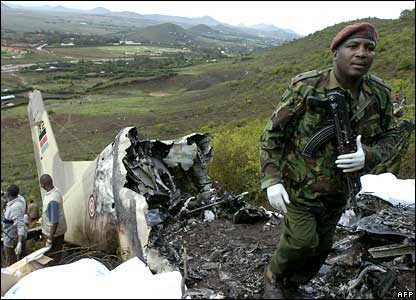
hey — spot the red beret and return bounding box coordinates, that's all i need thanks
[330,22,378,51]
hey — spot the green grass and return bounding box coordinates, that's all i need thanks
[1,73,24,89]
[96,45,191,53]
[43,95,164,115]
[1,12,414,207]
[1,49,58,65]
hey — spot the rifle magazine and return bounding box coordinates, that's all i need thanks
[302,124,336,158]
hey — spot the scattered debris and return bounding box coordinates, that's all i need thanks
[142,188,414,299]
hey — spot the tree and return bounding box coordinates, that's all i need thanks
[400,9,415,19]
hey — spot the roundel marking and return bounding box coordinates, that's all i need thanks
[88,194,95,218]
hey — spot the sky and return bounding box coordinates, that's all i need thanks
[5,1,415,35]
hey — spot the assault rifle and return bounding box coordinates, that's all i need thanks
[302,91,361,213]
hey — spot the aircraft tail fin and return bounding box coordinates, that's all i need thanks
[28,90,96,196]
[28,90,63,179]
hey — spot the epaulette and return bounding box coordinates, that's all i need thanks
[367,74,392,91]
[290,70,321,87]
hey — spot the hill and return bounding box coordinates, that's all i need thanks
[0,9,414,299]
[1,3,298,52]
[189,24,220,35]
[126,23,199,46]
[202,10,415,201]
[0,9,414,207]
[123,22,287,52]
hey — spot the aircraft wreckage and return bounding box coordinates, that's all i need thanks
[4,90,414,298]
[26,90,263,271]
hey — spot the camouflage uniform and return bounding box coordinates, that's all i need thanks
[259,68,407,285]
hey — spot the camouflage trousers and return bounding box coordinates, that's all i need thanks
[269,199,345,285]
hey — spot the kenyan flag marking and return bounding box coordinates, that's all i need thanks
[39,127,49,154]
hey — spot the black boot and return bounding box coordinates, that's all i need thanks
[264,266,286,299]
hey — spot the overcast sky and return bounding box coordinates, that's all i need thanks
[5,1,415,35]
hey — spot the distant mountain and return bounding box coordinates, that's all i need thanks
[245,24,284,32]
[125,21,296,53]
[3,3,85,13]
[3,2,109,14]
[235,24,300,40]
[190,16,221,27]
[189,24,220,35]
[89,7,111,14]
[1,2,300,53]
[126,23,199,46]
[113,12,223,28]
[2,1,299,40]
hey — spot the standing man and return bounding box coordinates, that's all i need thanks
[260,22,406,298]
[2,184,27,266]
[40,174,67,265]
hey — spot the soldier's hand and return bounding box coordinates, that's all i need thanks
[267,183,290,214]
[335,135,365,172]
[15,241,23,256]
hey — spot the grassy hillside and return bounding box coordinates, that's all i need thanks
[126,23,196,45]
[1,6,296,56]
[204,12,415,203]
[1,11,414,206]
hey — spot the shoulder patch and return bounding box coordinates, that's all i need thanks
[290,70,320,87]
[368,74,392,91]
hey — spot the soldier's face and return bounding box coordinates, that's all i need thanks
[333,38,376,78]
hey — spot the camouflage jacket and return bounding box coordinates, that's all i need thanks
[260,68,400,204]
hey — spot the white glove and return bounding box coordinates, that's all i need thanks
[267,183,290,214]
[46,238,53,248]
[335,135,365,172]
[15,241,23,256]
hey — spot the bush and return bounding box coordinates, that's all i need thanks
[203,118,268,205]
[203,113,415,207]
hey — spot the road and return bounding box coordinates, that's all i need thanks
[35,43,49,53]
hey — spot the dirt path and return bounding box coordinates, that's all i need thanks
[35,43,49,53]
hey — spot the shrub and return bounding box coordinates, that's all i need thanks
[203,119,268,205]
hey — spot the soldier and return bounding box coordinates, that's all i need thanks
[259,22,409,298]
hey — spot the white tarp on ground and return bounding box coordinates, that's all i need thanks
[4,257,184,299]
[359,172,415,206]
[338,173,415,227]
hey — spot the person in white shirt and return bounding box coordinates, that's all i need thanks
[2,184,27,266]
[40,174,67,265]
